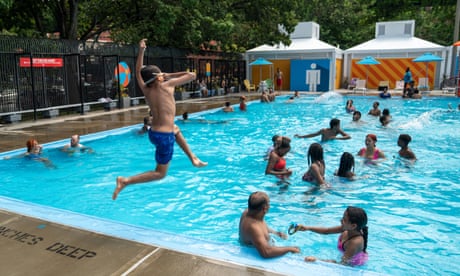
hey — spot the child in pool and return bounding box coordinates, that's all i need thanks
[297,206,369,266]
[295,118,351,142]
[265,137,292,178]
[302,143,327,185]
[379,108,391,126]
[345,99,355,113]
[352,111,362,123]
[24,138,55,167]
[239,96,247,111]
[335,152,355,180]
[398,134,416,160]
[357,134,385,160]
[368,101,381,116]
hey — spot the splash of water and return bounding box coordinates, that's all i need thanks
[313,91,343,104]
[398,109,439,129]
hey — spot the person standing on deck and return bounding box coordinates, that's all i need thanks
[275,68,283,91]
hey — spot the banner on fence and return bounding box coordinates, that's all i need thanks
[19,57,63,67]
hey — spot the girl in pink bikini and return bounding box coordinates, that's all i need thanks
[357,134,385,160]
[297,206,369,266]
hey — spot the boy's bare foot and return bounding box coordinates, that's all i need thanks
[192,157,208,167]
[112,176,126,200]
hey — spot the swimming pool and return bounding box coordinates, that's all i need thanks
[1,93,459,275]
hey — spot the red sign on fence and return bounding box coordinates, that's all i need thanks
[19,57,63,67]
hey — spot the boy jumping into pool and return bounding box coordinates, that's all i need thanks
[112,39,207,200]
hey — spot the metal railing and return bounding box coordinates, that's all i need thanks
[0,36,247,122]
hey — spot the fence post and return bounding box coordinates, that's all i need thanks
[28,53,38,121]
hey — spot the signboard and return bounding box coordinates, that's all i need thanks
[20,57,63,68]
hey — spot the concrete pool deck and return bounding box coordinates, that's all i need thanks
[0,209,284,276]
[0,89,455,275]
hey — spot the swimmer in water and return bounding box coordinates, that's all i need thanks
[298,206,369,266]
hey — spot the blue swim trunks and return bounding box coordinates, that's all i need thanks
[148,129,175,165]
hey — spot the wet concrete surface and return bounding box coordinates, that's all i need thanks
[0,94,256,152]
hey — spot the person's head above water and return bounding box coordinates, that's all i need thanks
[248,191,269,212]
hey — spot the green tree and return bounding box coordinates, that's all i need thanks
[297,0,377,49]
[0,0,457,51]
[77,0,302,51]
[392,5,456,45]
[0,0,78,39]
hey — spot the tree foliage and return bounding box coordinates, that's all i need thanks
[0,0,457,51]
[297,0,377,49]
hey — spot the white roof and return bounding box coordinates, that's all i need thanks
[247,38,341,54]
[346,36,445,54]
[246,21,342,56]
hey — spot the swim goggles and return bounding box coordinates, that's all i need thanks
[144,72,163,85]
[288,223,300,235]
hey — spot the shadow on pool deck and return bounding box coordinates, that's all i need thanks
[0,90,452,275]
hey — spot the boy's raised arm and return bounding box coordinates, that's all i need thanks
[136,39,147,87]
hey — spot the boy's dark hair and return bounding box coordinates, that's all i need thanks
[399,134,412,145]
[141,65,162,87]
[330,118,340,128]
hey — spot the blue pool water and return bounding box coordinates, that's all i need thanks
[1,93,459,275]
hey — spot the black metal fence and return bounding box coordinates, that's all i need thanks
[0,36,246,121]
